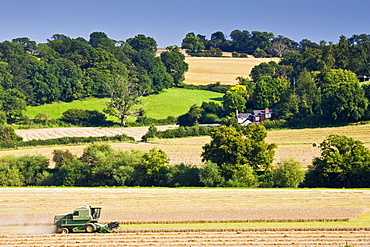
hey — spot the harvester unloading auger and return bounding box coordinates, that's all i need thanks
[54,205,119,233]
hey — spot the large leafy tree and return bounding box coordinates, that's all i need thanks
[319,69,368,122]
[253,76,289,109]
[202,125,276,180]
[306,134,370,188]
[160,46,188,86]
[131,50,173,92]
[0,88,27,123]
[223,85,249,114]
[104,75,146,126]
[126,34,157,53]
[181,32,205,53]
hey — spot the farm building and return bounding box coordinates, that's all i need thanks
[237,108,275,125]
[358,75,370,82]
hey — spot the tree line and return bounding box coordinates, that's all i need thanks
[179,31,370,127]
[0,32,188,123]
[1,124,369,188]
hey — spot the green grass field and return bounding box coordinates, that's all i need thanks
[24,88,223,121]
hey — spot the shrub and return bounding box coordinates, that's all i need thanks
[0,134,134,149]
[271,158,305,188]
[156,126,211,139]
[260,119,287,129]
[0,111,7,126]
[133,148,170,186]
[199,162,225,187]
[167,164,201,187]
[183,82,232,93]
[0,125,23,145]
[232,52,248,58]
[10,154,50,186]
[225,164,258,187]
[61,109,107,126]
[201,113,220,124]
[34,113,50,124]
[113,166,135,186]
[0,164,24,186]
[55,158,91,186]
[141,125,158,142]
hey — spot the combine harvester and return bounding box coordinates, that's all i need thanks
[54,205,119,234]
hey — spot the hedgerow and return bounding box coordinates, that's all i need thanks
[0,134,134,149]
[142,125,212,141]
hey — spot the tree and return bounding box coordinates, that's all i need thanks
[253,76,289,109]
[104,75,146,126]
[11,155,50,186]
[202,125,276,180]
[268,40,287,58]
[131,50,173,92]
[306,134,370,188]
[12,37,37,55]
[134,148,170,186]
[319,69,368,122]
[126,34,157,53]
[160,46,189,86]
[89,31,109,48]
[272,158,305,187]
[0,89,26,123]
[250,61,278,82]
[0,61,13,88]
[335,35,350,69]
[181,32,205,53]
[199,162,225,186]
[223,85,249,114]
[177,104,204,127]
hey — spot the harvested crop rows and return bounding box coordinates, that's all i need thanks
[1,229,370,246]
[0,188,370,225]
[9,123,370,168]
[1,188,370,246]
[15,125,178,142]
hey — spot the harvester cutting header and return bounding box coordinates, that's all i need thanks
[54,205,119,233]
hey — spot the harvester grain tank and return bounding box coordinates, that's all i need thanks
[54,205,119,233]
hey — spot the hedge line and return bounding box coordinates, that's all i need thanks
[0,134,134,149]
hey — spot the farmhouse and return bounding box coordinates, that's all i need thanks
[237,108,275,125]
[358,75,370,82]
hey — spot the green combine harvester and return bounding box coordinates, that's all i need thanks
[54,205,119,234]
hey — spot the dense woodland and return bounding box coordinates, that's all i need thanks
[1,30,370,188]
[179,30,370,127]
[0,32,188,124]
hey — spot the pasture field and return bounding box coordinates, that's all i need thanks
[24,88,223,120]
[1,188,370,246]
[184,56,280,85]
[9,123,370,168]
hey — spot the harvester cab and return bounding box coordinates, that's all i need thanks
[54,205,119,234]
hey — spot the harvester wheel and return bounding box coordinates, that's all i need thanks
[61,228,69,234]
[84,223,97,233]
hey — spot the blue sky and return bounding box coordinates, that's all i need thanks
[1,0,369,47]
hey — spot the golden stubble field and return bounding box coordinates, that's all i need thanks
[1,188,369,225]
[7,123,370,168]
[1,188,370,246]
[184,56,280,85]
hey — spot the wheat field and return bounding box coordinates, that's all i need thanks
[8,123,370,168]
[183,56,280,85]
